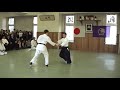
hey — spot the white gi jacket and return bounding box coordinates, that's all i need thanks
[0,41,5,51]
[2,39,9,45]
[57,37,69,47]
[36,34,56,51]
[31,40,37,48]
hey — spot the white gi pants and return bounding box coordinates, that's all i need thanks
[30,44,49,65]
[31,46,36,50]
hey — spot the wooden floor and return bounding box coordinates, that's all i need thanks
[0,49,120,78]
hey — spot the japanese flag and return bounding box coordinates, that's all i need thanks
[74,26,85,37]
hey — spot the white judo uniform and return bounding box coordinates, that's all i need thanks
[0,41,7,55]
[31,39,37,50]
[2,38,9,45]
[30,34,56,65]
[57,38,69,47]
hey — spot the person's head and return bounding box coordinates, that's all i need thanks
[44,29,49,35]
[62,32,67,38]
[7,35,10,39]
[2,36,6,39]
[32,37,35,40]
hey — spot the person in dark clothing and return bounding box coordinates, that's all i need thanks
[15,38,19,50]
[57,32,72,64]
[28,31,32,40]
[10,34,16,50]
[6,35,11,51]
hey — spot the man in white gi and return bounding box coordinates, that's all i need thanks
[57,32,72,64]
[30,30,58,67]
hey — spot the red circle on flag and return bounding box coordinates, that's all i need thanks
[74,28,80,35]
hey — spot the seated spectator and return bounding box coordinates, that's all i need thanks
[15,38,19,50]
[31,37,37,50]
[28,37,37,51]
[0,36,7,55]
[19,30,23,39]
[2,36,9,51]
[26,40,31,48]
[0,29,33,51]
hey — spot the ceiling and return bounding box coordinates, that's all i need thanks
[0,12,119,17]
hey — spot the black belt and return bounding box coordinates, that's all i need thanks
[38,43,46,45]
[62,46,68,48]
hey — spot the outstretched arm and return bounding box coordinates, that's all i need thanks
[47,37,57,46]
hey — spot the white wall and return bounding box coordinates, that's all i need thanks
[0,17,7,30]
[37,12,60,32]
[2,18,7,30]
[0,12,120,34]
[75,13,106,26]
[0,17,3,29]
[14,16,33,31]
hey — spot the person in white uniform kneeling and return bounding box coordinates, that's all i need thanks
[31,37,37,50]
[0,36,7,55]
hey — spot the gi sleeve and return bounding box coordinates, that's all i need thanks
[37,36,41,43]
[57,39,62,44]
[47,37,56,46]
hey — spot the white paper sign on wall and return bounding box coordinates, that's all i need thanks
[39,15,55,21]
[106,15,117,25]
[66,16,74,24]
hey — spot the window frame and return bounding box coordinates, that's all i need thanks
[8,17,14,32]
[8,17,14,25]
[64,15,75,42]
[33,16,38,40]
[105,14,117,45]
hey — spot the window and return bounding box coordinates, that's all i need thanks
[33,16,38,40]
[33,25,37,40]
[33,17,37,24]
[65,26,74,42]
[105,14,117,45]
[9,26,14,32]
[9,18,14,25]
[105,26,117,45]
[8,17,14,32]
[65,15,74,42]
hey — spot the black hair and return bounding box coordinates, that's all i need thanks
[44,30,49,33]
[0,35,2,40]
[32,37,35,39]
[2,35,6,38]
[62,32,67,35]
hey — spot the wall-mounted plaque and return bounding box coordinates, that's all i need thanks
[86,24,92,32]
[39,15,55,21]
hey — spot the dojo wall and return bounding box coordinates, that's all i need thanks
[37,13,119,53]
[0,12,119,53]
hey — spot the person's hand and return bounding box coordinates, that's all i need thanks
[55,43,59,46]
